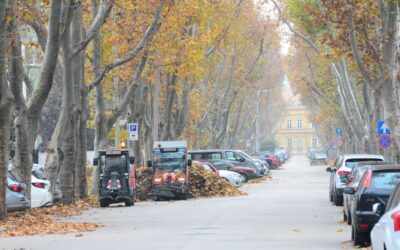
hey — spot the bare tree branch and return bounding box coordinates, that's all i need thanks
[87,0,166,92]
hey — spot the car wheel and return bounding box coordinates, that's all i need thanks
[333,189,343,206]
[329,187,333,202]
[352,225,368,247]
[100,200,109,208]
[240,173,248,182]
[125,199,134,207]
[346,211,351,225]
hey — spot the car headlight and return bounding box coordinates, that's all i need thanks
[177,177,185,182]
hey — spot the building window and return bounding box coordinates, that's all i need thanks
[288,138,292,149]
[287,120,292,129]
[312,137,318,148]
[297,119,303,129]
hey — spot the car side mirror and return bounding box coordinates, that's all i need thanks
[343,187,355,195]
[147,160,152,168]
[372,203,384,216]
[129,157,135,165]
[93,158,98,166]
[239,158,245,162]
[187,159,192,167]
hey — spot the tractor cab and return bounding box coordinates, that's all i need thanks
[149,141,192,200]
[93,149,135,207]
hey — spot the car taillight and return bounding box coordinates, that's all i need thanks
[359,224,369,231]
[32,182,45,189]
[116,180,121,188]
[363,170,373,189]
[337,170,350,177]
[8,184,24,192]
[392,211,400,232]
[107,180,112,189]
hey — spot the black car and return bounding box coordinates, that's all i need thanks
[342,161,395,225]
[344,164,400,246]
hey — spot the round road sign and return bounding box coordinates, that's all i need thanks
[379,135,392,149]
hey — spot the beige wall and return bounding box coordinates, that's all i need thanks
[275,106,321,153]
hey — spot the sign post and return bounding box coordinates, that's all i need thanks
[127,123,138,141]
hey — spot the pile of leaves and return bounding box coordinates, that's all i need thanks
[136,167,154,201]
[189,164,247,197]
[0,200,101,237]
[246,175,271,184]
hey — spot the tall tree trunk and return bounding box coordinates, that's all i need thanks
[92,0,107,195]
[72,5,87,199]
[0,0,11,220]
[9,0,33,199]
[45,10,75,201]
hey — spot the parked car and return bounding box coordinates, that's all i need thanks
[32,164,62,202]
[195,161,243,187]
[343,164,400,246]
[327,154,384,206]
[310,151,327,165]
[208,159,258,182]
[371,182,400,250]
[251,152,276,169]
[343,161,395,225]
[235,150,269,175]
[188,150,264,177]
[31,174,53,208]
[253,151,280,168]
[6,170,30,212]
[307,148,317,159]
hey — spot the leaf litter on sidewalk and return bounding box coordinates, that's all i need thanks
[0,199,102,237]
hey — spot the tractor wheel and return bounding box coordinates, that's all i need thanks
[100,200,109,208]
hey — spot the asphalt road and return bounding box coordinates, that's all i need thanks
[0,155,354,250]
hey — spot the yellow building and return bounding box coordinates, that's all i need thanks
[275,106,321,154]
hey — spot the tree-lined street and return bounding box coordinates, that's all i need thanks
[0,156,352,250]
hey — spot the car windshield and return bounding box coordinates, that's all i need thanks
[371,171,400,189]
[345,158,383,169]
[100,155,127,174]
[236,151,253,160]
[212,162,228,170]
[153,148,186,173]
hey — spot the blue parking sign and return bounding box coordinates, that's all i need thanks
[127,123,138,141]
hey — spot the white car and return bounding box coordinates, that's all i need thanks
[329,154,384,206]
[219,170,243,187]
[31,175,53,208]
[371,183,400,250]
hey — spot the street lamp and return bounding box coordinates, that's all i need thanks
[255,89,272,152]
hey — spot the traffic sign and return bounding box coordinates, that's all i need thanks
[128,123,138,141]
[378,120,391,135]
[335,128,342,136]
[336,137,343,147]
[379,134,392,149]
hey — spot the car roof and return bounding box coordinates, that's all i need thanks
[355,161,393,166]
[369,164,400,171]
[189,150,231,153]
[341,154,384,160]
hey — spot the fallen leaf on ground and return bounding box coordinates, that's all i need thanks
[0,199,102,238]
[337,228,344,232]
[292,228,301,232]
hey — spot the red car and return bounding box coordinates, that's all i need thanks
[205,160,257,182]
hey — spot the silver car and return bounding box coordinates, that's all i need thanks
[6,170,30,212]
